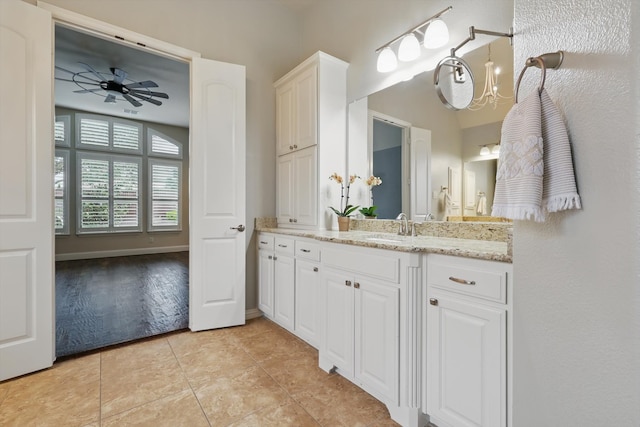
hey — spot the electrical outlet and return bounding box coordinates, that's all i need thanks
[148,236,154,243]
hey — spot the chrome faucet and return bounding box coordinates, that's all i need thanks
[395,212,409,236]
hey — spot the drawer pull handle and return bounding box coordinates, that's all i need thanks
[345,280,352,287]
[313,267,319,272]
[430,298,438,306]
[354,282,360,289]
[300,249,311,253]
[278,244,288,248]
[448,276,476,286]
[260,241,268,245]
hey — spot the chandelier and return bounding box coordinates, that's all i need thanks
[468,44,511,110]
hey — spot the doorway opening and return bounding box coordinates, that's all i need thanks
[53,24,191,357]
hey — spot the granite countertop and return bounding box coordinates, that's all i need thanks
[256,227,512,263]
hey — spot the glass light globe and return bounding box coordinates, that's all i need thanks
[377,47,398,73]
[398,33,421,62]
[480,146,491,156]
[424,19,449,49]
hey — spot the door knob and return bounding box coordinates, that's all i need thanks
[230,224,245,232]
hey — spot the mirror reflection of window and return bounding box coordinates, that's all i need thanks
[372,119,403,219]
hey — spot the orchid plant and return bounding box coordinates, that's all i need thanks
[329,172,360,217]
[360,175,382,215]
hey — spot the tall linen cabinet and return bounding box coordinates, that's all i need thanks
[274,51,348,230]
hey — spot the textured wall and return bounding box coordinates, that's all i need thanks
[513,0,640,424]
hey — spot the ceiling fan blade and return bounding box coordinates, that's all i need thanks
[123,93,143,107]
[110,67,127,84]
[129,89,169,99]
[78,62,107,82]
[104,94,117,103]
[73,88,104,94]
[55,66,77,75]
[125,80,158,89]
[128,92,163,106]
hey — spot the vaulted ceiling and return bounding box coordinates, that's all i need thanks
[54,25,190,128]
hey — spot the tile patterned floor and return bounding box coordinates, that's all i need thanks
[0,317,400,427]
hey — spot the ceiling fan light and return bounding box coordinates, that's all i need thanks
[377,47,398,73]
[398,33,421,62]
[480,146,491,156]
[424,19,449,49]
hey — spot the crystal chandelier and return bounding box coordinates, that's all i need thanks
[468,44,511,110]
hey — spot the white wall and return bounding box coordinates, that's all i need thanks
[512,1,640,424]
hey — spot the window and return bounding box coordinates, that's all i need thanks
[149,159,182,231]
[54,149,69,235]
[76,113,142,154]
[147,128,183,159]
[55,116,70,147]
[77,152,142,233]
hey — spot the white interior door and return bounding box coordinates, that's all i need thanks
[0,0,54,381]
[190,57,246,331]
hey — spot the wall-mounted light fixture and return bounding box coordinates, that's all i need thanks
[479,142,500,156]
[376,6,453,73]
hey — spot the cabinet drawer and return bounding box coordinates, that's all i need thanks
[275,237,295,256]
[295,239,320,262]
[428,258,507,304]
[258,234,274,251]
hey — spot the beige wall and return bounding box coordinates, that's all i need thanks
[54,107,190,257]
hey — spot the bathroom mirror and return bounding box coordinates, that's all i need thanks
[348,37,513,221]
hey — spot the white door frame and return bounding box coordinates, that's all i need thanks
[38,2,247,329]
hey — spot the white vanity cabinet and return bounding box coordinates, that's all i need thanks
[273,236,296,332]
[294,238,321,347]
[257,232,322,348]
[274,51,348,230]
[425,254,511,427]
[257,234,275,318]
[319,243,425,427]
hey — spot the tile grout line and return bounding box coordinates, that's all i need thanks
[166,334,213,427]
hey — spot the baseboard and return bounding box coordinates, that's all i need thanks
[245,308,263,320]
[55,245,189,261]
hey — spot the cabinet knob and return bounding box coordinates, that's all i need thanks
[293,144,298,149]
[293,218,298,223]
[268,255,273,260]
[345,280,352,287]
[429,298,438,306]
[289,218,293,222]
[354,282,360,289]
[313,267,319,272]
[273,256,277,260]
[289,145,294,150]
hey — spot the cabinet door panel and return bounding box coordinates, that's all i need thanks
[355,278,399,404]
[295,65,317,150]
[258,250,274,318]
[295,259,320,348]
[276,154,294,225]
[322,268,354,376]
[427,293,506,427]
[276,81,295,155]
[294,146,317,226]
[274,255,295,331]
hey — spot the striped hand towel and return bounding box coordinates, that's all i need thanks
[540,89,581,213]
[492,90,545,221]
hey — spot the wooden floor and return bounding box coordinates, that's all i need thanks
[55,252,189,357]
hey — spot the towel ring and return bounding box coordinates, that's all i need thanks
[514,51,564,103]
[515,57,546,103]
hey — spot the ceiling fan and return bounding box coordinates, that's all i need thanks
[55,62,169,107]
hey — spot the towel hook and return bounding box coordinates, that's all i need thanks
[515,51,564,103]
